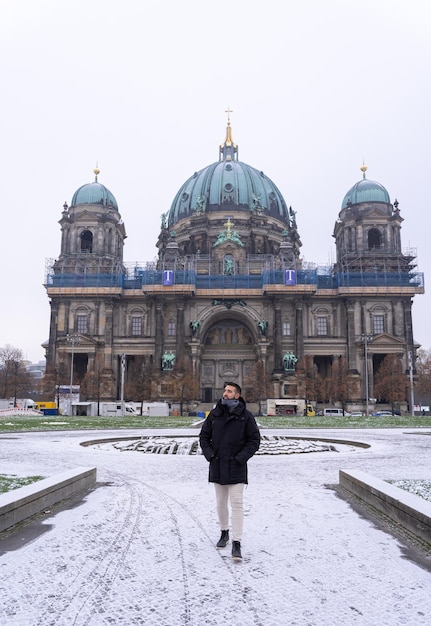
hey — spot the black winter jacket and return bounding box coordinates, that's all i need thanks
[199,397,261,485]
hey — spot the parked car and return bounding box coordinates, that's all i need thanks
[372,410,393,416]
[320,408,351,417]
[350,411,363,417]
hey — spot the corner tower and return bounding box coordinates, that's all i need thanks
[54,167,126,276]
[333,165,411,274]
[45,168,127,390]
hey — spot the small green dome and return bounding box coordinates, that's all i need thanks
[71,170,118,210]
[342,166,390,209]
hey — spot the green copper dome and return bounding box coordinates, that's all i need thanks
[342,166,390,209]
[71,169,118,210]
[167,122,290,227]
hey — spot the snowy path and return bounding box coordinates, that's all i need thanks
[0,428,430,625]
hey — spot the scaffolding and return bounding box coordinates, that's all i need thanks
[45,254,424,292]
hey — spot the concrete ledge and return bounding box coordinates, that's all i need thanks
[339,469,431,546]
[0,466,97,533]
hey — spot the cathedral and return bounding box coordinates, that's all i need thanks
[44,117,424,412]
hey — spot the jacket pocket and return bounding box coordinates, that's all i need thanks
[209,455,220,481]
[229,456,245,482]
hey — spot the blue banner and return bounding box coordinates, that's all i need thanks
[163,270,174,285]
[285,269,297,285]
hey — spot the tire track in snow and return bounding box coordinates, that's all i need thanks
[117,472,272,626]
[34,472,144,625]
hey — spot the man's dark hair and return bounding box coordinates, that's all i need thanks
[224,381,241,395]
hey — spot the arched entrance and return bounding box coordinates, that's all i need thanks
[200,317,258,401]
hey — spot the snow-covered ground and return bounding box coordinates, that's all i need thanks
[0,427,430,625]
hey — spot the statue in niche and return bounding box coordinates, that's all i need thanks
[190,320,200,336]
[162,351,176,370]
[224,257,235,275]
[258,320,268,336]
[283,351,297,371]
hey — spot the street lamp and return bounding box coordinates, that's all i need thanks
[66,334,80,416]
[360,333,373,416]
[120,353,126,416]
[408,351,415,417]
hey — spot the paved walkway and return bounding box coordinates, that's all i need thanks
[0,427,430,625]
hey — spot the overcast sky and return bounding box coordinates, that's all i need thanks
[0,0,429,364]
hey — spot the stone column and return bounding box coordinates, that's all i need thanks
[176,300,185,358]
[65,302,71,333]
[103,299,114,371]
[154,300,164,369]
[345,299,357,370]
[94,302,100,337]
[46,301,59,370]
[403,298,414,365]
[273,299,282,371]
[294,298,304,361]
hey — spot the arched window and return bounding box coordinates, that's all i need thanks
[76,314,88,334]
[373,314,385,334]
[317,316,328,336]
[368,228,382,250]
[131,317,142,336]
[129,307,147,336]
[80,230,93,253]
[312,307,331,337]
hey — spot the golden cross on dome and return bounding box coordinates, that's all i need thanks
[225,107,233,124]
[224,218,234,234]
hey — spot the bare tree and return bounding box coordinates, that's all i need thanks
[330,356,351,414]
[414,348,431,408]
[40,360,68,407]
[125,361,162,412]
[374,354,408,412]
[163,358,200,415]
[80,354,111,413]
[0,344,33,403]
[296,355,318,405]
[244,359,273,415]
[315,371,331,405]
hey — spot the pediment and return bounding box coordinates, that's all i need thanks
[354,205,392,221]
[75,335,99,348]
[367,333,406,352]
[58,334,99,349]
[73,209,102,222]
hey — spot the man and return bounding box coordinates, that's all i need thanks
[199,382,261,560]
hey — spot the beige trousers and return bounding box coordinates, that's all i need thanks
[214,483,245,541]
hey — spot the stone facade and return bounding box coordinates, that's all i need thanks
[44,125,424,411]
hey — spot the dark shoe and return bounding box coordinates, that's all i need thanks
[216,530,229,548]
[231,540,242,560]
